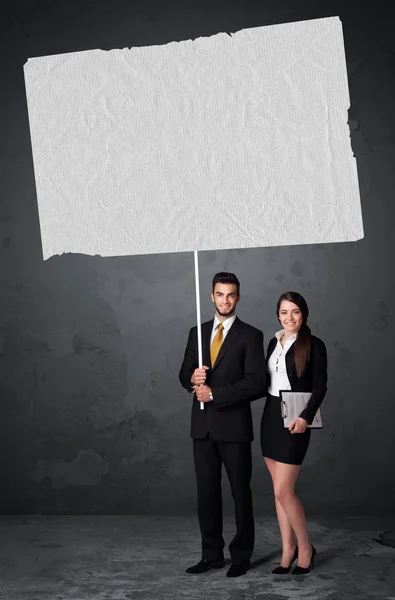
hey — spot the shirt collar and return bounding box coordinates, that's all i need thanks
[275,328,298,342]
[214,314,236,332]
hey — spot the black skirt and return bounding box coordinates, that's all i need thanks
[260,394,311,466]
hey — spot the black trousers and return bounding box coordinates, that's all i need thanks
[192,435,254,564]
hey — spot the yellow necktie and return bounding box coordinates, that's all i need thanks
[210,323,224,367]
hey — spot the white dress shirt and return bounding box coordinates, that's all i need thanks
[268,329,298,397]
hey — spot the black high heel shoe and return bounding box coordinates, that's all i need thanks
[292,545,316,574]
[271,546,298,574]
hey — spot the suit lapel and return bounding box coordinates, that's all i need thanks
[285,343,295,356]
[211,317,241,370]
[285,342,295,375]
[202,320,213,368]
[266,337,277,362]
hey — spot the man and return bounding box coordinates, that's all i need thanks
[179,272,266,577]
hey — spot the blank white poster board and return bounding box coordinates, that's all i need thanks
[24,16,363,261]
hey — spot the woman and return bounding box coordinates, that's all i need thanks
[261,291,327,575]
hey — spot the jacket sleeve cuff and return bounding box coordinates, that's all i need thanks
[299,409,313,425]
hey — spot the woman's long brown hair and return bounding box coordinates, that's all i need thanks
[277,291,311,378]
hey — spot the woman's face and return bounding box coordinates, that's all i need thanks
[278,300,303,335]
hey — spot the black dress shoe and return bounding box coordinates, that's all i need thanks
[185,558,225,574]
[226,560,251,577]
[272,546,298,574]
[292,545,316,574]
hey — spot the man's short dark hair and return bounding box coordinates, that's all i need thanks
[212,272,240,295]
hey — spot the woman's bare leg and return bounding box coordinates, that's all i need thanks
[264,457,296,566]
[271,461,312,567]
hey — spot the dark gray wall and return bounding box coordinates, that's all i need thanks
[1,0,394,515]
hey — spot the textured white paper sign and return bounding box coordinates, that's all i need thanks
[24,16,363,260]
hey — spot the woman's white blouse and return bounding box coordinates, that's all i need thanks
[267,330,298,397]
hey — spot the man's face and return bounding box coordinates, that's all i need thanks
[211,283,240,318]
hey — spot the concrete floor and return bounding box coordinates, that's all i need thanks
[0,515,394,600]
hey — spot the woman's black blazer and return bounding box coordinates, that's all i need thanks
[265,334,328,424]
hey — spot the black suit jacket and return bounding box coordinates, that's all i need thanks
[265,334,328,424]
[179,317,266,442]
